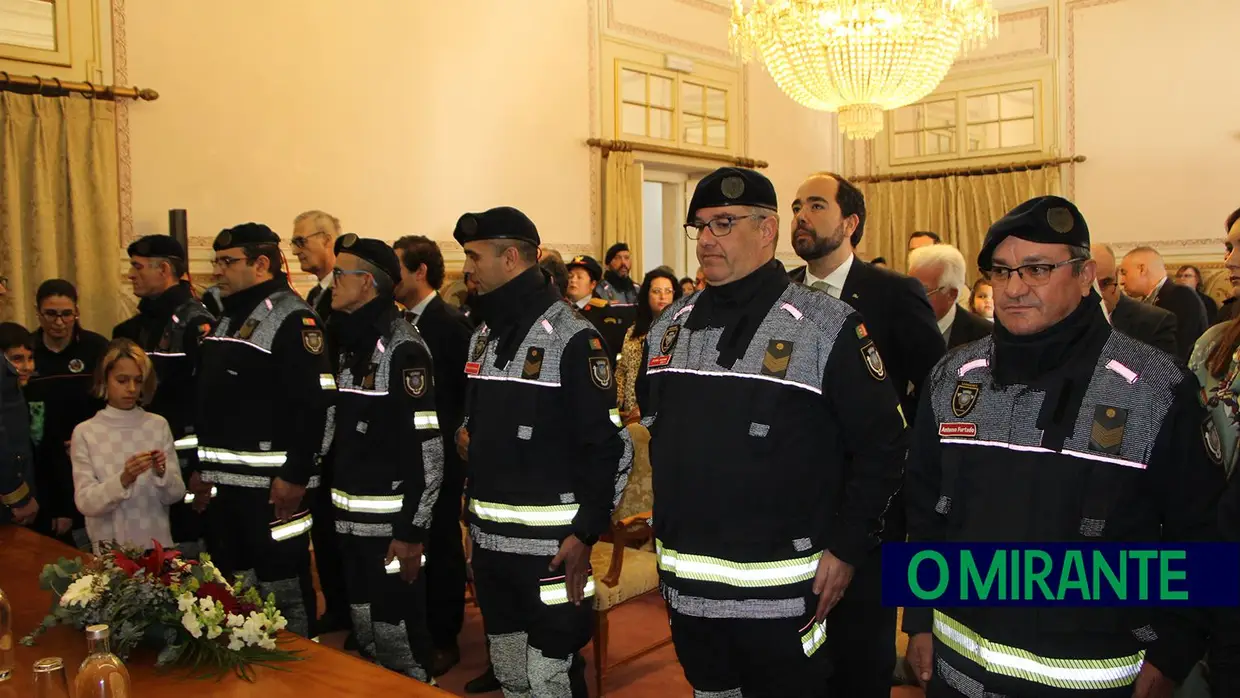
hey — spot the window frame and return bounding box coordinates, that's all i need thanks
[886,79,1045,166]
[0,0,72,67]
[613,58,734,152]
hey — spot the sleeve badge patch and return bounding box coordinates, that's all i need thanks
[589,337,603,351]
[1203,416,1224,468]
[471,334,488,362]
[404,368,427,398]
[589,356,613,390]
[68,358,85,374]
[861,341,885,381]
[302,317,317,326]
[952,382,980,418]
[855,323,868,340]
[302,329,325,355]
[661,325,681,355]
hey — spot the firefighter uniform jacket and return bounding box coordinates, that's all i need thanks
[639,260,908,619]
[113,282,215,474]
[904,303,1222,692]
[463,266,631,557]
[329,301,443,544]
[195,278,332,490]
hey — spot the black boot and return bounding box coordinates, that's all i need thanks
[464,664,500,694]
[429,644,461,678]
[569,652,588,698]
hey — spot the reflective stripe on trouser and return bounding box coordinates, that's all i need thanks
[319,373,337,390]
[173,434,199,450]
[932,611,1145,691]
[414,411,439,429]
[198,446,287,467]
[608,408,622,427]
[183,485,217,505]
[331,488,403,514]
[539,576,595,605]
[656,539,822,587]
[468,499,578,526]
[343,537,432,682]
[270,511,314,541]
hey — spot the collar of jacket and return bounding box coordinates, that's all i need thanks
[471,265,560,369]
[685,259,790,369]
[137,281,194,320]
[220,277,289,321]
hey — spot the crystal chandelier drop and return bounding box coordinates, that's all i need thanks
[731,0,997,139]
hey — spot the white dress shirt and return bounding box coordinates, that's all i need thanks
[804,253,854,299]
[937,303,958,340]
[406,290,437,326]
[574,296,590,310]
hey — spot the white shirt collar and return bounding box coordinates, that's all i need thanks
[408,290,437,322]
[574,296,590,310]
[804,253,855,292]
[1146,276,1168,303]
[938,303,958,337]
[316,274,332,292]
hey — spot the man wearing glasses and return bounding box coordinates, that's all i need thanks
[291,210,340,322]
[904,196,1219,697]
[195,223,333,638]
[638,167,907,697]
[25,279,108,548]
[1091,244,1177,355]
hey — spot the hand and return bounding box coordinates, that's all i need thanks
[269,478,306,522]
[11,497,38,526]
[121,451,155,488]
[152,450,167,477]
[619,406,641,425]
[188,472,213,513]
[386,540,424,584]
[455,427,470,462]
[550,535,592,606]
[811,550,855,622]
[906,632,934,687]
[1132,663,1175,698]
[51,517,73,536]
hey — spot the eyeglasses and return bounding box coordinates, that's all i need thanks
[987,258,1086,287]
[331,268,372,281]
[684,214,767,240]
[40,309,76,321]
[923,286,947,297]
[211,256,246,269]
[291,231,328,250]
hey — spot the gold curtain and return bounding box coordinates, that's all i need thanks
[0,93,121,331]
[860,166,1063,278]
[601,149,643,275]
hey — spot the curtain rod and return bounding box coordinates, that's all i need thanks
[587,138,768,169]
[851,155,1085,184]
[0,71,158,101]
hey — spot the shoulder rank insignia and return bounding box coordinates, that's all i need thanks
[589,356,612,390]
[522,347,544,380]
[404,368,427,398]
[239,317,260,340]
[861,341,885,381]
[661,325,680,355]
[1203,417,1225,468]
[471,334,488,362]
[302,329,325,355]
[68,358,85,374]
[588,297,609,308]
[952,381,980,418]
[760,339,793,379]
[1088,405,1128,455]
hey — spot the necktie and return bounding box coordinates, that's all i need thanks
[405,311,419,326]
[811,280,839,299]
[307,285,321,307]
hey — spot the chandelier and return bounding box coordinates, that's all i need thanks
[731,0,997,140]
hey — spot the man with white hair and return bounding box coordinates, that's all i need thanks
[907,244,992,349]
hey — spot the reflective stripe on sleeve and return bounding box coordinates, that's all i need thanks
[800,619,827,657]
[320,374,338,390]
[540,577,596,605]
[414,411,440,430]
[173,435,199,451]
[331,488,404,514]
[182,486,218,504]
[198,447,288,467]
[656,539,821,588]
[270,512,314,541]
[932,610,1144,690]
[468,499,579,526]
[608,408,622,427]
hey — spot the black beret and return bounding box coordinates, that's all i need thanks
[127,235,185,260]
[977,196,1090,270]
[214,222,280,250]
[453,206,540,247]
[566,255,603,283]
[334,234,402,285]
[604,242,629,264]
[687,167,777,223]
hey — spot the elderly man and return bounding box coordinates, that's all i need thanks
[1119,246,1206,362]
[907,244,992,349]
[904,196,1220,697]
[1092,244,1177,355]
[292,210,340,321]
[640,167,907,697]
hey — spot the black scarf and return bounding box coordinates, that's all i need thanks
[331,296,396,379]
[132,282,194,347]
[470,266,561,370]
[685,259,790,369]
[605,269,636,294]
[220,277,289,323]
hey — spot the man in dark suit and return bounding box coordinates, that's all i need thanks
[1094,244,1178,355]
[293,210,339,323]
[1120,246,1206,362]
[907,243,993,349]
[394,235,475,676]
[788,172,945,698]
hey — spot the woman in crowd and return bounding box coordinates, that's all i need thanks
[616,268,682,424]
[679,277,697,296]
[969,277,994,321]
[1177,263,1220,326]
[71,339,184,553]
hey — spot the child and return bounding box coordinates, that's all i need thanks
[71,338,185,552]
[0,322,35,386]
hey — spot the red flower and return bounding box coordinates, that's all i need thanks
[195,582,243,616]
[111,549,142,577]
[112,540,184,583]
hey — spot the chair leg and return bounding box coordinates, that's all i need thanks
[594,610,609,697]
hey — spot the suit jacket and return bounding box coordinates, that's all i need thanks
[1198,289,1219,327]
[412,294,475,479]
[1151,280,1207,362]
[307,282,333,324]
[789,260,945,424]
[1110,293,1177,356]
[946,305,993,349]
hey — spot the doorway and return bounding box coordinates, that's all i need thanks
[640,168,705,281]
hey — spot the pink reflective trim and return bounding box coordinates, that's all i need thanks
[958,359,988,377]
[376,338,386,354]
[780,303,803,320]
[646,366,821,395]
[1106,359,1138,384]
[939,438,1147,470]
[541,319,554,334]
[673,304,695,322]
[201,336,272,355]
[264,298,273,310]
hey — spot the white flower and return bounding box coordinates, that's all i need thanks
[227,635,244,651]
[177,593,196,612]
[226,613,245,628]
[200,560,228,585]
[61,575,100,608]
[206,625,223,640]
[257,636,276,650]
[181,610,203,639]
[198,597,215,615]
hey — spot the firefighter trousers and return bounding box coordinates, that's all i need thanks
[204,485,316,637]
[928,638,1138,698]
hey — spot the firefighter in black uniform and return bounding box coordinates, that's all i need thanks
[113,235,216,555]
[325,234,441,680]
[565,255,633,362]
[195,223,333,637]
[454,206,631,697]
[635,167,907,697]
[903,197,1221,697]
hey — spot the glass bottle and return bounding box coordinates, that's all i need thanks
[75,624,131,698]
[0,586,12,682]
[32,657,71,698]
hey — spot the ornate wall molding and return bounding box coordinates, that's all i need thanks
[672,0,730,17]
[953,6,1050,69]
[588,0,602,248]
[1065,0,1126,199]
[604,0,733,61]
[110,0,132,245]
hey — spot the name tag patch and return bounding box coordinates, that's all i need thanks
[648,354,671,368]
[939,423,977,438]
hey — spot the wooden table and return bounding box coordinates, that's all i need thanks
[0,525,450,697]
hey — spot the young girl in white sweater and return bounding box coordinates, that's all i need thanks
[72,339,185,553]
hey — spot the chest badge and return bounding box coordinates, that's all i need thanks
[67,358,85,374]
[522,347,544,380]
[589,357,613,390]
[1088,405,1128,455]
[1203,417,1225,469]
[404,368,427,398]
[952,381,980,418]
[661,326,680,355]
[302,329,325,355]
[860,341,885,381]
[471,334,488,362]
[761,339,793,379]
[239,317,260,340]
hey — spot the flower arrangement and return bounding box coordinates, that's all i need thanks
[21,540,299,680]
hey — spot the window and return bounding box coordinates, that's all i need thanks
[891,99,956,159]
[616,63,730,150]
[888,82,1042,163]
[965,88,1036,152]
[680,81,728,148]
[620,68,675,141]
